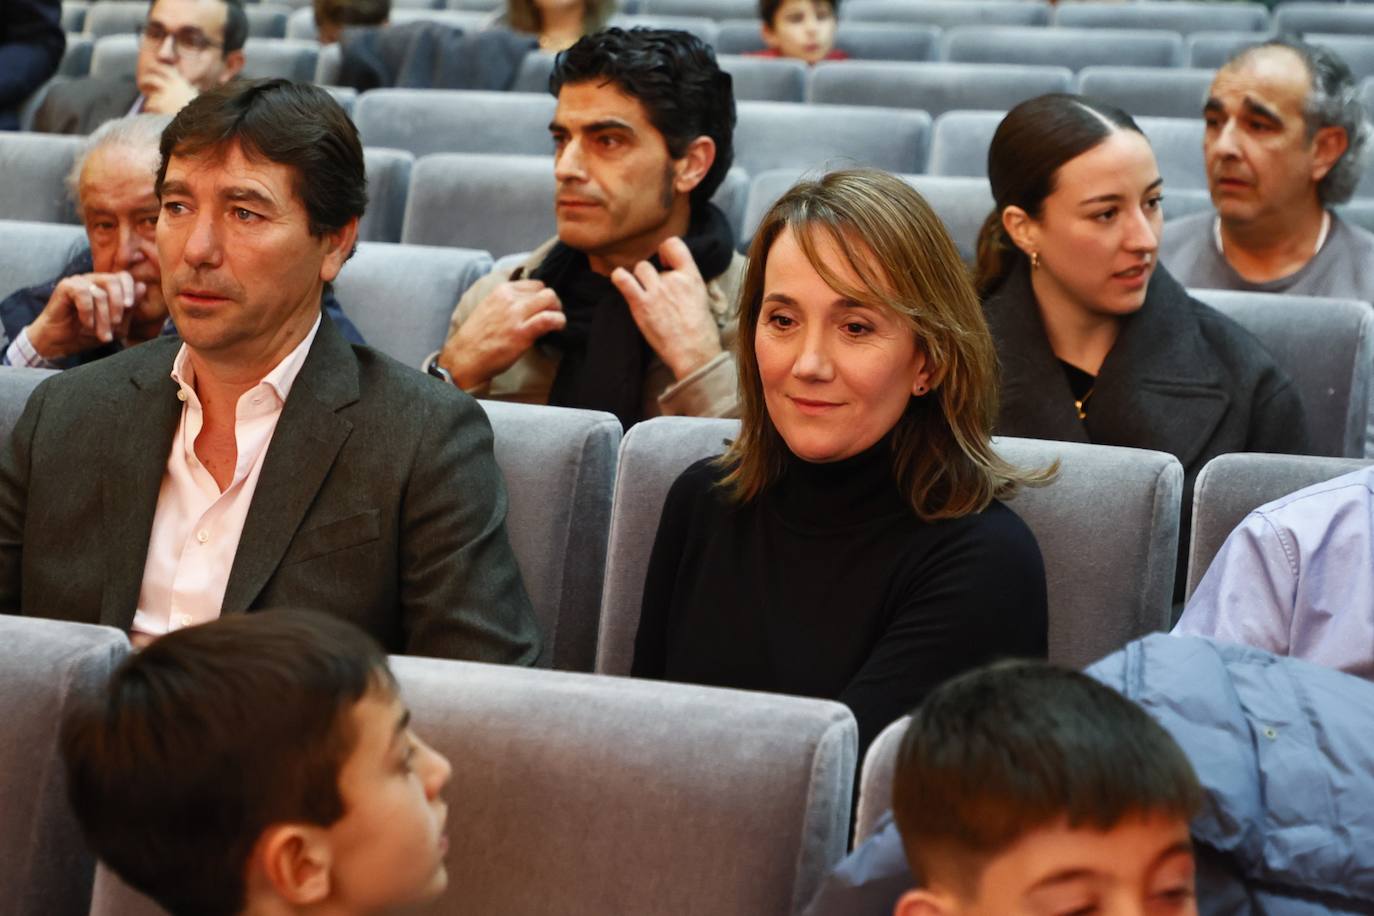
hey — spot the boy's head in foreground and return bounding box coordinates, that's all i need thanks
[61,610,452,916]
[892,662,1202,916]
[759,0,838,64]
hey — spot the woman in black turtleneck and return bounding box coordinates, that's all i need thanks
[632,170,1050,757]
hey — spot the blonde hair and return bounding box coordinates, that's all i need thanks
[506,0,611,36]
[721,169,1052,521]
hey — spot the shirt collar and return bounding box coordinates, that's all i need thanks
[170,314,323,406]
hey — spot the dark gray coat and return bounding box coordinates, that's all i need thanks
[984,263,1308,600]
[32,76,139,135]
[0,316,542,662]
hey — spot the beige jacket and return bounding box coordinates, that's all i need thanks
[438,238,748,419]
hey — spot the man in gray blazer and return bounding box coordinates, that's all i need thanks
[0,78,541,664]
[34,0,246,135]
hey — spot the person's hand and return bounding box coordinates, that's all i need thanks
[437,280,566,390]
[27,272,147,360]
[137,62,199,115]
[612,237,722,380]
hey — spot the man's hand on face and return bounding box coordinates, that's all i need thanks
[27,271,148,360]
[438,280,567,390]
[138,61,199,115]
[612,236,723,380]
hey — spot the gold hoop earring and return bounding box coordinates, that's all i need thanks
[1030,251,1041,270]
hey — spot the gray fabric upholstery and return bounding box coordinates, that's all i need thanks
[1188,288,1374,459]
[1186,453,1374,602]
[713,166,750,243]
[355,88,555,157]
[1137,115,1208,190]
[713,20,940,61]
[1187,30,1268,70]
[741,169,991,261]
[844,0,1050,28]
[357,146,413,245]
[395,657,856,915]
[62,2,86,32]
[0,135,82,223]
[1056,1,1268,35]
[0,366,58,445]
[294,7,488,39]
[943,26,1185,70]
[285,6,316,39]
[244,5,291,38]
[807,60,1072,116]
[608,13,719,46]
[734,100,930,175]
[331,241,493,366]
[595,419,1182,678]
[1338,197,1374,234]
[1304,33,1374,83]
[719,54,808,102]
[478,401,620,670]
[314,40,341,83]
[510,49,554,93]
[1075,66,1214,119]
[20,76,71,129]
[1163,187,1214,222]
[81,1,144,37]
[0,616,131,916]
[1274,4,1374,37]
[402,153,554,256]
[643,0,756,20]
[926,109,1002,177]
[0,220,86,293]
[90,35,319,81]
[60,37,93,76]
[322,84,357,115]
[854,715,906,844]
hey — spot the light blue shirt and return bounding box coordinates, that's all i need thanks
[1174,466,1374,679]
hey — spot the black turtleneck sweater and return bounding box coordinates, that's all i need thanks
[632,439,1048,756]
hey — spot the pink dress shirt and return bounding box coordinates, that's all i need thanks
[130,317,320,645]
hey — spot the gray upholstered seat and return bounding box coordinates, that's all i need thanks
[1162,187,1214,222]
[355,88,555,157]
[853,714,906,845]
[330,241,492,367]
[843,0,1050,28]
[1187,30,1268,70]
[478,401,620,670]
[1337,197,1374,234]
[62,1,86,32]
[322,84,357,115]
[0,616,131,916]
[1137,115,1207,190]
[1302,33,1374,83]
[926,109,1002,177]
[0,135,82,223]
[92,658,858,916]
[740,169,992,260]
[90,35,319,81]
[0,220,87,294]
[1188,289,1374,459]
[244,5,291,38]
[641,0,757,20]
[1274,3,1374,37]
[1055,1,1268,35]
[358,146,414,245]
[0,366,58,444]
[515,50,808,102]
[1184,452,1374,600]
[943,26,1185,70]
[607,13,719,46]
[1075,66,1214,119]
[594,418,1183,679]
[59,35,93,76]
[509,48,555,92]
[713,19,940,60]
[289,6,488,40]
[734,100,931,174]
[81,0,145,37]
[807,60,1071,116]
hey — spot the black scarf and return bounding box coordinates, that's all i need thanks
[530,203,736,430]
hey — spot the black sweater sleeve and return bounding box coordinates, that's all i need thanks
[837,503,1049,754]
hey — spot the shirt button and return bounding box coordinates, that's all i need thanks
[196,530,209,543]
[176,389,188,402]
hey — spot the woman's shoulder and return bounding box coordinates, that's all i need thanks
[663,455,734,513]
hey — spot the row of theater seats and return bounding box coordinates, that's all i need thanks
[2,214,1371,463]
[2,393,1369,915]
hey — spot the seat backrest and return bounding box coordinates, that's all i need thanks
[1275,3,1374,37]
[1337,197,1374,235]
[82,0,144,37]
[1075,66,1214,119]
[1136,115,1208,190]
[0,367,59,447]
[0,616,131,916]
[714,20,941,61]
[595,420,1182,677]
[944,26,1184,70]
[395,657,855,915]
[59,35,93,76]
[734,100,931,174]
[1163,187,1215,222]
[62,1,87,32]
[1186,452,1374,598]
[844,0,1050,28]
[478,402,620,670]
[509,49,554,92]
[808,60,1072,116]
[0,220,87,296]
[358,146,414,245]
[1303,32,1374,83]
[607,13,720,46]
[355,88,555,157]
[926,109,1002,177]
[718,54,808,102]
[0,136,83,223]
[1055,1,1268,35]
[1187,29,1266,69]
[331,241,492,367]
[1189,288,1374,459]
[402,153,553,256]
[643,0,756,20]
[854,715,907,844]
[90,35,319,81]
[244,4,290,38]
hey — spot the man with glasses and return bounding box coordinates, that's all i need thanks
[35,0,245,135]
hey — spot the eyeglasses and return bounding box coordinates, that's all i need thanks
[138,21,222,55]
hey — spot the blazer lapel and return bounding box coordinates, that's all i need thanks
[1086,269,1230,472]
[100,341,184,630]
[220,318,360,613]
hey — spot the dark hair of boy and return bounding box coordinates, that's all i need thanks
[891,660,1202,896]
[60,610,396,916]
[549,27,736,209]
[756,0,837,28]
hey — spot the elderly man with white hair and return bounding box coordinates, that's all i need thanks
[0,113,363,369]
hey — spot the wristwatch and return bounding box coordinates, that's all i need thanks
[426,355,455,386]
